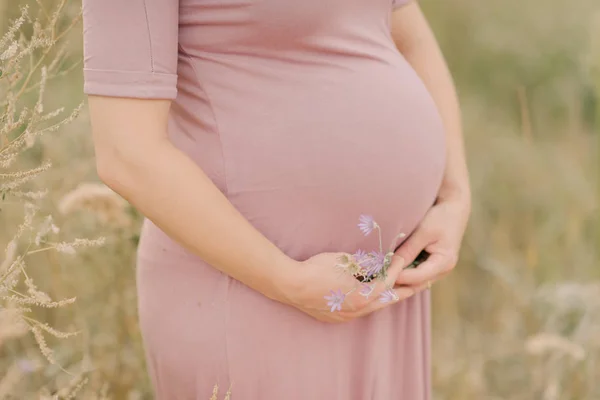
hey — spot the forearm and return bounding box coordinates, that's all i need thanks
[392,5,471,206]
[99,137,294,302]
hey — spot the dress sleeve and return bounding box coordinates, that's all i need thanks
[82,0,179,100]
[392,0,414,8]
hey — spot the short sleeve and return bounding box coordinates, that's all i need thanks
[82,0,179,100]
[392,0,413,8]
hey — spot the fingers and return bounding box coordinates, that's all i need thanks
[354,286,415,317]
[357,259,403,302]
[326,250,452,321]
[396,281,432,297]
[316,250,436,322]
[342,257,413,316]
[383,255,404,286]
[350,265,417,318]
[393,229,429,269]
[395,252,454,286]
[323,277,436,323]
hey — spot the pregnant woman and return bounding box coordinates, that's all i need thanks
[82,0,471,398]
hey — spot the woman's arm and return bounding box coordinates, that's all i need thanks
[390,2,471,288]
[82,0,408,323]
[89,96,294,302]
[82,0,299,305]
[88,97,409,322]
[391,2,471,207]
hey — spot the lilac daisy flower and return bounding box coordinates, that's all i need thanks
[359,283,375,298]
[353,249,368,264]
[324,289,345,312]
[358,214,377,236]
[379,288,399,303]
[364,251,386,277]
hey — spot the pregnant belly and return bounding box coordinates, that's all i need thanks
[202,57,446,259]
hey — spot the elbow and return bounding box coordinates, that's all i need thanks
[86,95,171,193]
[95,155,124,195]
[392,33,426,60]
[94,144,137,196]
[95,156,119,191]
[94,135,167,197]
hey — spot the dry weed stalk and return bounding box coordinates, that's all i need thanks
[210,383,232,400]
[0,0,103,387]
[58,182,131,227]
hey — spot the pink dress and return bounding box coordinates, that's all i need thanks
[82,0,446,398]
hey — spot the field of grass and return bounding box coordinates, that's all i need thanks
[1,0,598,398]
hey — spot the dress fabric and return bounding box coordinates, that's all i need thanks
[82,0,446,398]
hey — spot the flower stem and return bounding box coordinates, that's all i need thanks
[376,223,383,254]
[388,231,407,253]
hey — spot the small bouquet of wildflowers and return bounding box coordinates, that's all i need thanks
[324,215,424,312]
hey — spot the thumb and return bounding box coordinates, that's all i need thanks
[393,229,428,269]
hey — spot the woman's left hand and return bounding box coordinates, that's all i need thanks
[393,194,471,292]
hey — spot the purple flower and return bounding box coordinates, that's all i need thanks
[324,289,346,312]
[364,251,386,277]
[379,288,399,303]
[358,215,377,236]
[353,249,368,264]
[359,283,375,298]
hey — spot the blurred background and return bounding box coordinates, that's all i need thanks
[0,0,598,398]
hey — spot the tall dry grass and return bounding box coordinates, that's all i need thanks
[0,0,598,399]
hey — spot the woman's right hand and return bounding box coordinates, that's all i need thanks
[280,252,415,323]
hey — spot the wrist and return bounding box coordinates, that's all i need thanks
[262,253,301,305]
[437,178,471,203]
[436,183,471,211]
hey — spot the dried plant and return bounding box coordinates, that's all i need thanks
[0,0,103,391]
[209,383,232,400]
[58,182,131,227]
